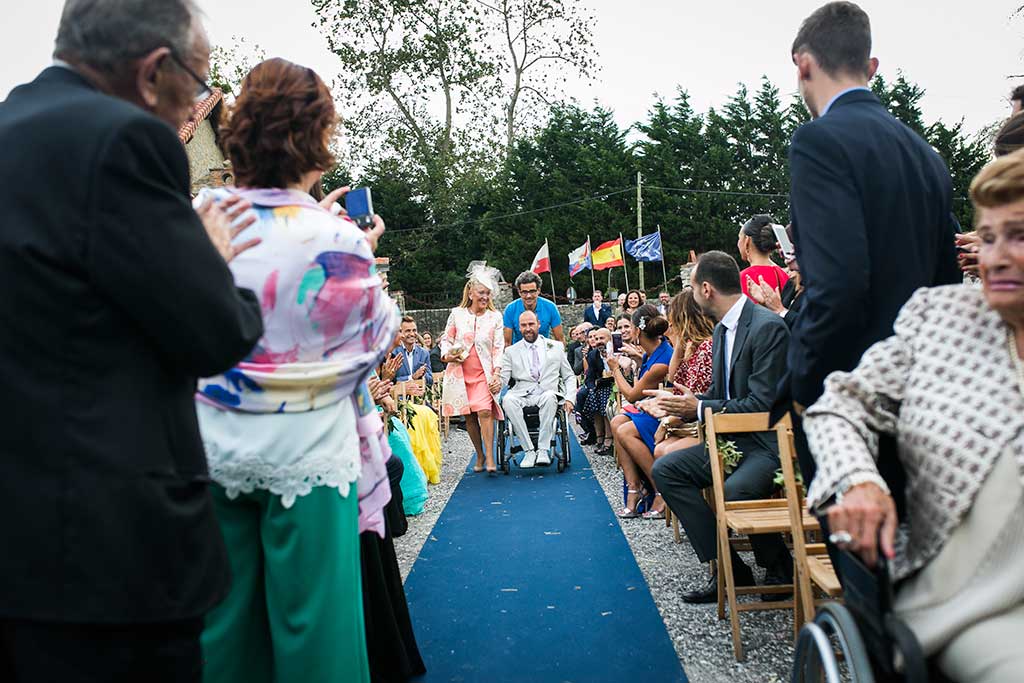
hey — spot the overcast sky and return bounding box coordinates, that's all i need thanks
[2,1,1019,136]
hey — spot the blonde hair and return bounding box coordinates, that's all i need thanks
[971,149,1024,211]
[458,280,497,311]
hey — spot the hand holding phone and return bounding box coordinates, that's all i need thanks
[344,187,375,230]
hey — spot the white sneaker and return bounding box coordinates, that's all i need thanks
[520,451,537,468]
[536,450,552,466]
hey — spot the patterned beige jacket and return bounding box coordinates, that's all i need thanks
[805,285,1024,579]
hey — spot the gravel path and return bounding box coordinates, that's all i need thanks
[394,429,794,682]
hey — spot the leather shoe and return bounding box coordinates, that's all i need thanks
[682,564,756,604]
[762,564,793,602]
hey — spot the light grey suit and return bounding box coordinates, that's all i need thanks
[500,337,577,458]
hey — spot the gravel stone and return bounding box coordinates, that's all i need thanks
[395,430,795,681]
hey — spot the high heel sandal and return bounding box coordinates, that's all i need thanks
[642,493,666,520]
[618,488,642,518]
[595,439,613,455]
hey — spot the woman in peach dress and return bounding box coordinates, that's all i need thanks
[440,263,505,474]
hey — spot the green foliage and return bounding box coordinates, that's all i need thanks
[208,36,266,98]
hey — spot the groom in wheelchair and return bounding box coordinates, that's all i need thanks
[500,310,576,468]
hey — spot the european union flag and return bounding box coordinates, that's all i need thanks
[625,232,663,262]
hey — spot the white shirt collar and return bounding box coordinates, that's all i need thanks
[52,59,74,70]
[720,296,746,331]
[820,85,871,117]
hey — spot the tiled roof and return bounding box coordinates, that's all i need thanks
[177,88,223,144]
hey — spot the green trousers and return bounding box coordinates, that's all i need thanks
[201,483,369,683]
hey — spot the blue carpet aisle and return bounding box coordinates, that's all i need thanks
[405,432,688,683]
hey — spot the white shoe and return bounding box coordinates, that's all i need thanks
[536,450,552,466]
[520,451,537,468]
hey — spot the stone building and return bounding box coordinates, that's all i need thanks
[177,88,232,194]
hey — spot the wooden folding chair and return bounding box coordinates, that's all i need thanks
[705,409,818,662]
[775,416,842,633]
[394,378,427,426]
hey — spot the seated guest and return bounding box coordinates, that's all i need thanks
[608,305,673,518]
[621,289,643,317]
[392,316,433,386]
[804,152,1024,683]
[503,271,564,345]
[370,376,428,516]
[568,323,595,443]
[500,311,577,468]
[567,322,593,376]
[655,288,715,458]
[581,328,616,454]
[424,331,446,374]
[604,315,617,332]
[381,336,443,485]
[584,289,613,327]
[615,314,644,379]
[738,214,788,299]
[644,251,791,603]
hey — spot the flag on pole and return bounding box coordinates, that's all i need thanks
[530,242,551,274]
[568,241,591,277]
[591,238,624,271]
[625,232,664,262]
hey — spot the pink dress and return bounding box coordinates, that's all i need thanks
[440,307,504,419]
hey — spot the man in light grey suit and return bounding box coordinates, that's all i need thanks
[501,310,577,468]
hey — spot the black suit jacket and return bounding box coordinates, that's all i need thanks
[0,67,263,622]
[583,303,612,327]
[699,299,790,454]
[787,89,960,407]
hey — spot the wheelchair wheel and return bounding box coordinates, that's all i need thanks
[792,602,875,683]
[495,420,506,472]
[556,411,570,472]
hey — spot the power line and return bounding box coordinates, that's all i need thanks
[384,187,635,234]
[645,185,789,199]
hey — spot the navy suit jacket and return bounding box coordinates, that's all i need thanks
[787,89,960,408]
[392,345,433,386]
[583,303,612,327]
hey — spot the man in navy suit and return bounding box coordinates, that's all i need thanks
[583,289,613,327]
[392,316,433,386]
[785,2,960,514]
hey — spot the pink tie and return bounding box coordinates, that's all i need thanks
[530,343,541,381]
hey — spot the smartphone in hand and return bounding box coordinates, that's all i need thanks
[344,187,374,229]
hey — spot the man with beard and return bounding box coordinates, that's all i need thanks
[643,252,791,603]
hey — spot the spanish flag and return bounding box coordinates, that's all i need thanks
[591,238,624,270]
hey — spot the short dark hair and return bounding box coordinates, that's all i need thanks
[400,316,416,326]
[995,114,1024,158]
[1011,85,1024,103]
[694,251,742,295]
[515,271,542,290]
[791,2,872,78]
[221,58,337,189]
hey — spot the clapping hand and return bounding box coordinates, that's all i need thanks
[195,194,262,263]
[619,343,644,362]
[412,365,427,380]
[955,232,980,275]
[756,276,785,314]
[404,382,425,398]
[368,377,393,404]
[641,383,698,420]
[381,354,403,383]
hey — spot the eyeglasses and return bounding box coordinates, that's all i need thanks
[168,50,213,101]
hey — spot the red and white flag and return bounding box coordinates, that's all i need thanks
[530,241,551,274]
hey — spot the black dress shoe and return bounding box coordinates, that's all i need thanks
[762,565,794,602]
[682,564,756,604]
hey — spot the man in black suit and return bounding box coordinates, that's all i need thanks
[785,2,961,512]
[0,1,263,679]
[646,252,791,603]
[583,289,613,327]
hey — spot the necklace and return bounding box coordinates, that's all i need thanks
[1009,327,1024,397]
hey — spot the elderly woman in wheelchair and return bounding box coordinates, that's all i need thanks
[802,152,1024,682]
[498,310,576,470]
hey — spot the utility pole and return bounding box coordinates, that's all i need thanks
[636,171,645,292]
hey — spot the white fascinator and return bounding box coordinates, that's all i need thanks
[466,260,503,294]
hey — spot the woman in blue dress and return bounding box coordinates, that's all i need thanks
[606,304,673,518]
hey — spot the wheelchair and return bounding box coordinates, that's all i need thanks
[495,398,572,475]
[791,551,950,683]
